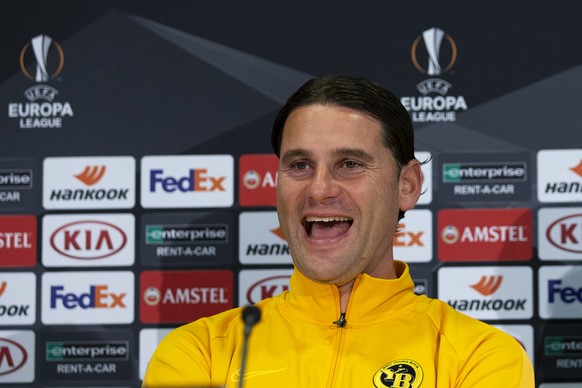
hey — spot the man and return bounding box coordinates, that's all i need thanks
[143,75,535,387]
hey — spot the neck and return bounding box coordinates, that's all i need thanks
[337,281,354,312]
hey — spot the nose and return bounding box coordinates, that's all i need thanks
[307,166,341,204]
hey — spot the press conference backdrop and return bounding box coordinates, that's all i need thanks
[0,1,581,386]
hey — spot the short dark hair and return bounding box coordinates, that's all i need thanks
[271,75,418,221]
[271,75,416,170]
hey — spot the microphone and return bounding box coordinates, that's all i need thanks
[239,305,261,388]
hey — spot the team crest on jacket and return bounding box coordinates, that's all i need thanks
[373,359,424,388]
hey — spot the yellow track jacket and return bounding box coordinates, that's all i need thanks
[143,261,534,387]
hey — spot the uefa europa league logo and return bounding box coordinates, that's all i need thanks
[411,27,457,76]
[20,34,64,82]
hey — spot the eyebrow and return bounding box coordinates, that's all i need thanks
[280,147,375,165]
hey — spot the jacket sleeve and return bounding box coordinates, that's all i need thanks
[142,325,213,388]
[456,331,535,388]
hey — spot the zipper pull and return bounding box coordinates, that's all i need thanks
[333,313,347,328]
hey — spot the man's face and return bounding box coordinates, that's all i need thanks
[276,104,421,286]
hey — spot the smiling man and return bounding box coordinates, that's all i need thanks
[143,75,534,388]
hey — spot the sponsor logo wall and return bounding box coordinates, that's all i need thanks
[0,3,581,386]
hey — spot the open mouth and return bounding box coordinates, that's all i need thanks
[303,216,353,240]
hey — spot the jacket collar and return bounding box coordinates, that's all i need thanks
[284,261,417,326]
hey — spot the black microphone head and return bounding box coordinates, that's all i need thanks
[242,305,261,327]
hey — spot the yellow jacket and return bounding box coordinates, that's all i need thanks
[143,261,534,387]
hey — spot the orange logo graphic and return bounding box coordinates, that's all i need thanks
[570,160,582,178]
[270,227,286,241]
[470,275,503,296]
[0,282,6,297]
[74,166,106,186]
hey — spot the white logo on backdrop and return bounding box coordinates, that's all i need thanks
[41,271,134,325]
[43,156,136,210]
[393,209,433,263]
[239,211,292,265]
[538,207,582,260]
[141,155,233,208]
[0,273,36,326]
[42,213,135,267]
[438,266,533,320]
[539,265,582,319]
[537,149,582,203]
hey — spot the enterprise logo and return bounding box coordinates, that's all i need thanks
[146,225,228,244]
[545,337,582,356]
[0,170,32,189]
[443,162,527,183]
[46,341,129,361]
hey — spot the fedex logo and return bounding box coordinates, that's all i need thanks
[149,169,225,192]
[42,271,134,325]
[548,280,581,304]
[539,265,582,319]
[50,285,126,309]
[141,155,233,208]
[393,209,432,263]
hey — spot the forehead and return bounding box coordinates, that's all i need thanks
[281,104,385,149]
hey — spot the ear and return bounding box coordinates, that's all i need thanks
[398,159,423,212]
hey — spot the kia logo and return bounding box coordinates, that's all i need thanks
[246,275,290,304]
[546,214,582,254]
[0,338,28,376]
[50,220,127,259]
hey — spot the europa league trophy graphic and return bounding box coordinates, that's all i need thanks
[423,27,444,76]
[31,34,53,82]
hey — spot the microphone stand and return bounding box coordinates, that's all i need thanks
[239,305,261,388]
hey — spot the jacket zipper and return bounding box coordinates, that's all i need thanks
[327,313,347,388]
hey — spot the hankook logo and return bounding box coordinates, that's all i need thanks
[19,35,64,82]
[471,276,503,296]
[411,27,457,76]
[570,160,582,178]
[75,166,106,186]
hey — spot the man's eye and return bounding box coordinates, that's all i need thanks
[342,161,361,169]
[292,161,309,170]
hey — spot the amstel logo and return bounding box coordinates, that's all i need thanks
[441,225,459,244]
[373,359,424,388]
[143,287,161,306]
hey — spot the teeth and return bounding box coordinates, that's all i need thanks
[305,216,352,222]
